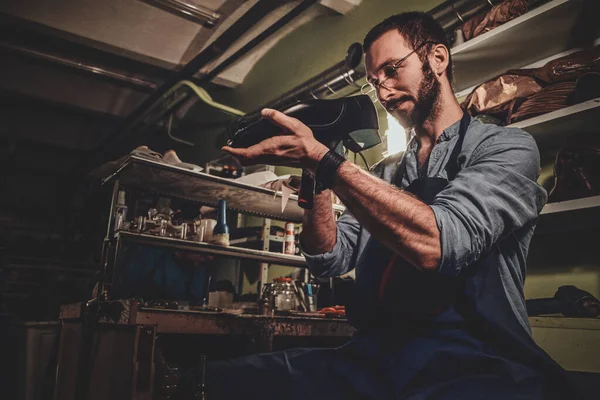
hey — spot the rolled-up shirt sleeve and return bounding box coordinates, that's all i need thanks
[301,209,361,277]
[430,128,548,277]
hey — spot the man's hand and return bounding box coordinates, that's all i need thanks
[222,108,329,170]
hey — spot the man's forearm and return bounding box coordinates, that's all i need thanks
[333,162,441,271]
[300,190,337,255]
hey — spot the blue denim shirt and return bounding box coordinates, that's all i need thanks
[303,117,547,336]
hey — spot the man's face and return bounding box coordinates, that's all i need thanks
[365,30,441,129]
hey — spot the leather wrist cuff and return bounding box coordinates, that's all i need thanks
[315,150,346,193]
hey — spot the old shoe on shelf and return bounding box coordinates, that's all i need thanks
[163,149,203,172]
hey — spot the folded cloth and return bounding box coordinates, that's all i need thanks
[461,0,528,41]
[461,74,542,120]
[507,81,576,124]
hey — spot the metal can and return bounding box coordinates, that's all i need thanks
[283,222,295,255]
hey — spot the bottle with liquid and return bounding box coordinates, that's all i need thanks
[113,190,128,232]
[211,200,230,246]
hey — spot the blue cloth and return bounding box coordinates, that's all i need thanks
[208,329,544,399]
[118,245,208,301]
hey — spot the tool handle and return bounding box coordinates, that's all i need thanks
[298,170,315,209]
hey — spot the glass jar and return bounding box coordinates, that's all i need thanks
[272,278,297,311]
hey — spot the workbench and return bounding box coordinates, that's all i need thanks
[54,300,355,400]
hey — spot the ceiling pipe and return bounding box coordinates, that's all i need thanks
[0,42,158,92]
[257,42,365,113]
[143,0,221,27]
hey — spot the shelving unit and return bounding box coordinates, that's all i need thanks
[505,97,600,232]
[92,155,331,298]
[530,316,600,373]
[117,231,306,267]
[451,0,585,92]
[537,196,600,234]
[508,97,600,150]
[93,154,344,223]
[451,0,599,235]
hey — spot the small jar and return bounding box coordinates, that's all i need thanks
[272,277,296,311]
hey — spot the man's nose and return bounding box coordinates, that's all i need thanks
[377,85,394,105]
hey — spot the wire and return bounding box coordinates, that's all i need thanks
[167,112,195,146]
[359,152,369,170]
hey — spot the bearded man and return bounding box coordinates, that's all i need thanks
[208,11,579,400]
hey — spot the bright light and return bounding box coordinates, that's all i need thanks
[385,113,407,156]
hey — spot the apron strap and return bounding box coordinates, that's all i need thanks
[392,110,471,188]
[445,110,471,181]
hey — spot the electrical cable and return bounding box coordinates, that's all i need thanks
[359,152,369,170]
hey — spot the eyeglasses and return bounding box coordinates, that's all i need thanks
[361,41,436,95]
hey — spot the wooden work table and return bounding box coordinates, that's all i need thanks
[59,300,356,351]
[55,300,356,400]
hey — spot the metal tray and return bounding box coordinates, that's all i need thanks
[92,155,344,222]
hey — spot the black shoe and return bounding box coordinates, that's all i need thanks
[228,95,380,153]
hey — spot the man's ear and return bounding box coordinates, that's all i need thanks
[431,44,449,77]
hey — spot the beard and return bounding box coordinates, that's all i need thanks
[391,61,441,129]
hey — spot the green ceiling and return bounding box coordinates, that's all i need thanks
[215,0,443,111]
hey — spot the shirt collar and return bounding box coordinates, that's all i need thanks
[405,115,467,152]
[436,117,463,143]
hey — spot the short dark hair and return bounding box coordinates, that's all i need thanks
[363,12,453,82]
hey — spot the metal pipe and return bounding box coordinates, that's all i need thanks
[0,41,158,92]
[428,0,492,32]
[255,42,365,113]
[144,0,221,27]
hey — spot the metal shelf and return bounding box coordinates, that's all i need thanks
[92,155,345,223]
[229,235,284,245]
[117,231,307,267]
[509,98,600,150]
[452,0,584,92]
[541,195,600,215]
[529,316,600,373]
[537,196,600,234]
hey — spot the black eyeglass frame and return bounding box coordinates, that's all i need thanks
[362,41,437,93]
